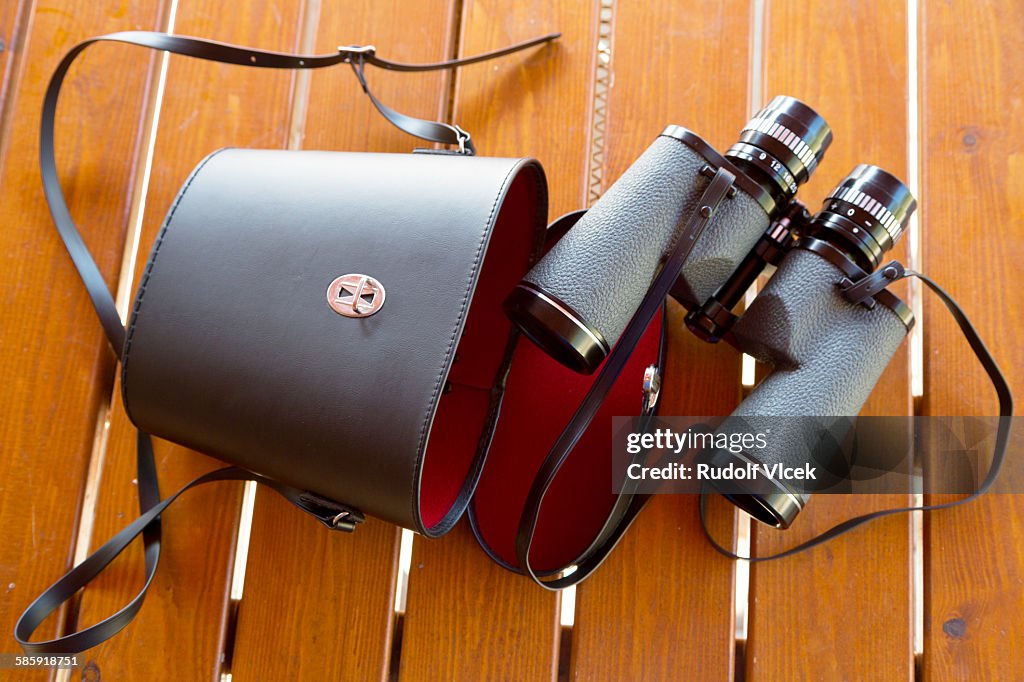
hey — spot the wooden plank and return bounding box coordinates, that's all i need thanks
[747,1,915,679]
[569,1,750,679]
[232,503,401,682]
[72,2,305,678]
[229,1,458,679]
[920,0,1024,678]
[396,2,592,680]
[0,0,163,653]
[401,523,562,682]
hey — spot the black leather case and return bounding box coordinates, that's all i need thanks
[121,149,547,536]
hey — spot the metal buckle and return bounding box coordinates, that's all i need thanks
[337,44,377,62]
[453,124,471,154]
[838,260,906,309]
[295,492,365,532]
[642,365,661,415]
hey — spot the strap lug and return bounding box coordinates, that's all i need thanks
[838,260,906,308]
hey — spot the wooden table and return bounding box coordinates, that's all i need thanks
[1,1,1020,679]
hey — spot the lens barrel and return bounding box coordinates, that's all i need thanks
[725,96,833,205]
[809,164,916,270]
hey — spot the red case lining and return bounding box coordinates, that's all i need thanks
[419,170,661,572]
[471,313,662,573]
[418,172,539,530]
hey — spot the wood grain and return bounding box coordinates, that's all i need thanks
[72,1,305,678]
[569,1,750,679]
[401,523,562,682]
[229,2,458,679]
[747,1,915,679]
[396,2,591,680]
[233,497,401,682]
[0,0,163,657]
[920,0,1024,679]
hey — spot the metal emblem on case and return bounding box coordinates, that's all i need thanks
[327,274,386,317]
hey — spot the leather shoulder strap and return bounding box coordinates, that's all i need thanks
[15,441,362,653]
[20,29,557,654]
[41,30,558,356]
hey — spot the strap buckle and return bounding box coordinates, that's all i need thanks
[293,491,366,532]
[337,44,376,62]
[453,124,472,155]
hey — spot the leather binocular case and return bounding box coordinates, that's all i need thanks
[123,149,546,536]
[122,148,664,574]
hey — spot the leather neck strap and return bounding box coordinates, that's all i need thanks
[513,200,1012,576]
[19,29,556,654]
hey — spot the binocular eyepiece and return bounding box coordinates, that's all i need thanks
[724,95,833,205]
[810,164,917,271]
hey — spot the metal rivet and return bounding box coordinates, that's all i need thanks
[699,206,712,218]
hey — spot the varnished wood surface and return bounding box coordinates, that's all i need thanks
[0,1,1020,680]
[0,1,28,136]
[0,0,164,661]
[919,1,1024,679]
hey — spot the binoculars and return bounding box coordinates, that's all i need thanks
[504,96,917,529]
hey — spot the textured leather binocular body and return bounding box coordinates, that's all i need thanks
[708,242,914,527]
[508,130,773,373]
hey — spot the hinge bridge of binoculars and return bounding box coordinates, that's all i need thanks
[838,260,907,309]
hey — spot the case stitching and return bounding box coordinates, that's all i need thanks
[121,148,229,421]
